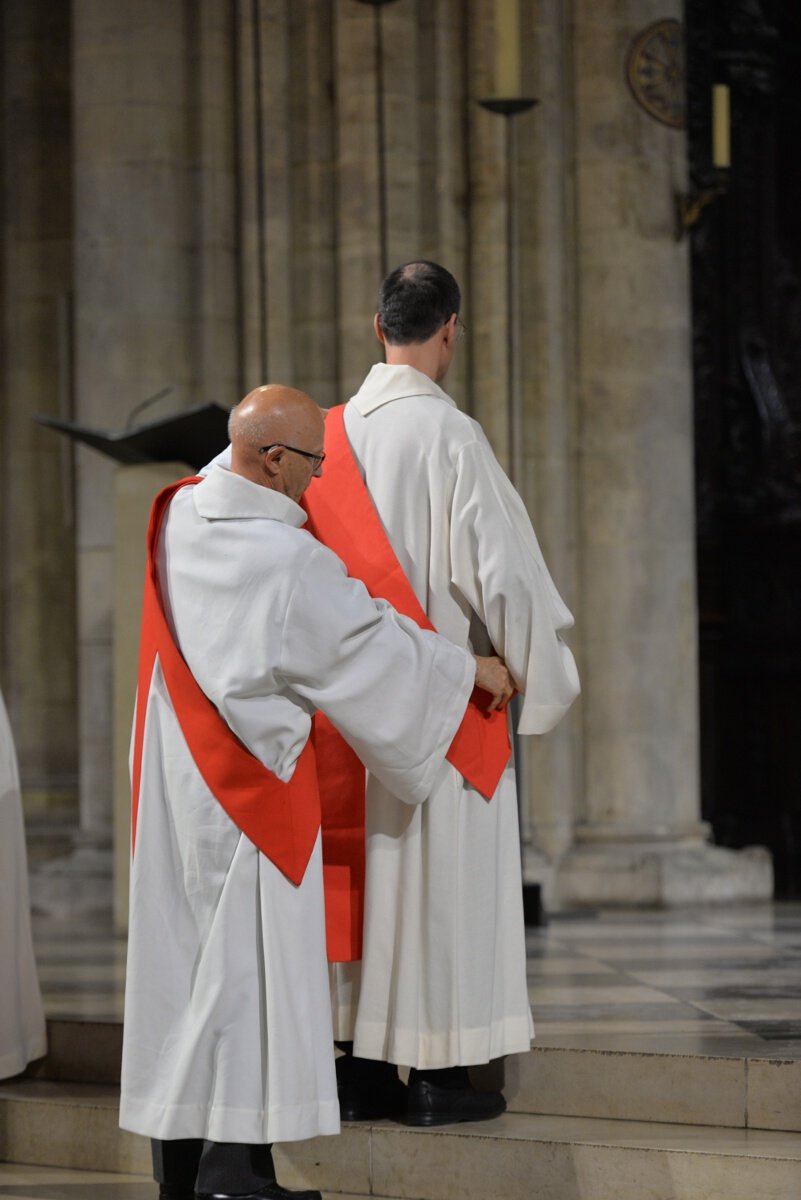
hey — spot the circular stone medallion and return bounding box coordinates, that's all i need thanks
[627,18,686,129]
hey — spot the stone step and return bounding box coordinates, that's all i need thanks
[505,1043,801,1133]
[1,1080,800,1200]
[29,1019,801,1133]
[28,1019,123,1085]
[0,1081,148,1176]
[0,1164,391,1200]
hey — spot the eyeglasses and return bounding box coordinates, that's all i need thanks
[259,443,326,470]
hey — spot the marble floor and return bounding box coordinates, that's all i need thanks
[526,902,801,1059]
[29,912,127,1024]
[1,902,799,1197]
[27,901,801,1057]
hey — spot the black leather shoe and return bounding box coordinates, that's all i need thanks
[195,1184,321,1200]
[406,1077,507,1126]
[336,1052,407,1121]
[159,1188,195,1200]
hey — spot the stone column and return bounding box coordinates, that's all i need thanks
[382,0,471,400]
[467,0,509,460]
[556,0,771,904]
[422,0,472,408]
[65,0,239,913]
[515,0,582,892]
[288,1,339,408]
[466,0,582,896]
[234,0,268,387]
[0,1,78,820]
[335,1,384,396]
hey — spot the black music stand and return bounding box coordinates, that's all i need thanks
[34,402,230,470]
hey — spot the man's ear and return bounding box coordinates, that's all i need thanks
[262,446,283,478]
[373,313,385,344]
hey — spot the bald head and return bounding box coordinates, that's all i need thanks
[229,384,325,502]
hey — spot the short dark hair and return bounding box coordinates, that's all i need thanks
[377,260,461,344]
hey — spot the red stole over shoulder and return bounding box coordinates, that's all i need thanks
[130,478,322,890]
[302,405,512,960]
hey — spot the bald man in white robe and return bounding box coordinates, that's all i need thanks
[121,385,511,1200]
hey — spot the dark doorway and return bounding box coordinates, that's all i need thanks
[685,0,801,897]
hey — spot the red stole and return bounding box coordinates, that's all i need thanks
[302,404,512,961]
[131,478,322,890]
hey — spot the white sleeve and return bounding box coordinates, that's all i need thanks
[279,546,475,803]
[449,439,580,735]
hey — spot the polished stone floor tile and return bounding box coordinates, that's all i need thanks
[669,985,801,1002]
[528,984,672,1005]
[568,942,782,960]
[36,965,127,984]
[28,903,801,1057]
[625,967,801,987]
[35,978,123,992]
[525,970,634,986]
[689,997,801,1020]
[733,1020,801,1040]
[524,957,621,975]
[531,1001,719,1022]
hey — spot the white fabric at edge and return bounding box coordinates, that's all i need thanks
[0,689,46,1080]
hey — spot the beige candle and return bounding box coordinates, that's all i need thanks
[495,0,521,98]
[712,83,730,169]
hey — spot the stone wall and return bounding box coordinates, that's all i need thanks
[0,0,771,914]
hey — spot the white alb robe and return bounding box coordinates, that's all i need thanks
[329,363,580,1068]
[0,688,47,1079]
[119,466,474,1144]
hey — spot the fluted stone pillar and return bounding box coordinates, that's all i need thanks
[514,0,582,890]
[556,0,771,905]
[469,13,509,458]
[0,1,78,819]
[236,0,340,406]
[335,2,385,395]
[288,2,340,407]
[465,0,582,894]
[69,0,239,911]
[382,0,470,397]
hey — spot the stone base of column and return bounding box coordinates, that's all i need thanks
[555,839,773,908]
[520,845,557,926]
[522,844,556,899]
[29,834,113,918]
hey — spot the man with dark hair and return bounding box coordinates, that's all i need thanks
[306,261,580,1127]
[376,260,461,344]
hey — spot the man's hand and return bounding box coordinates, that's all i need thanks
[474,655,514,712]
